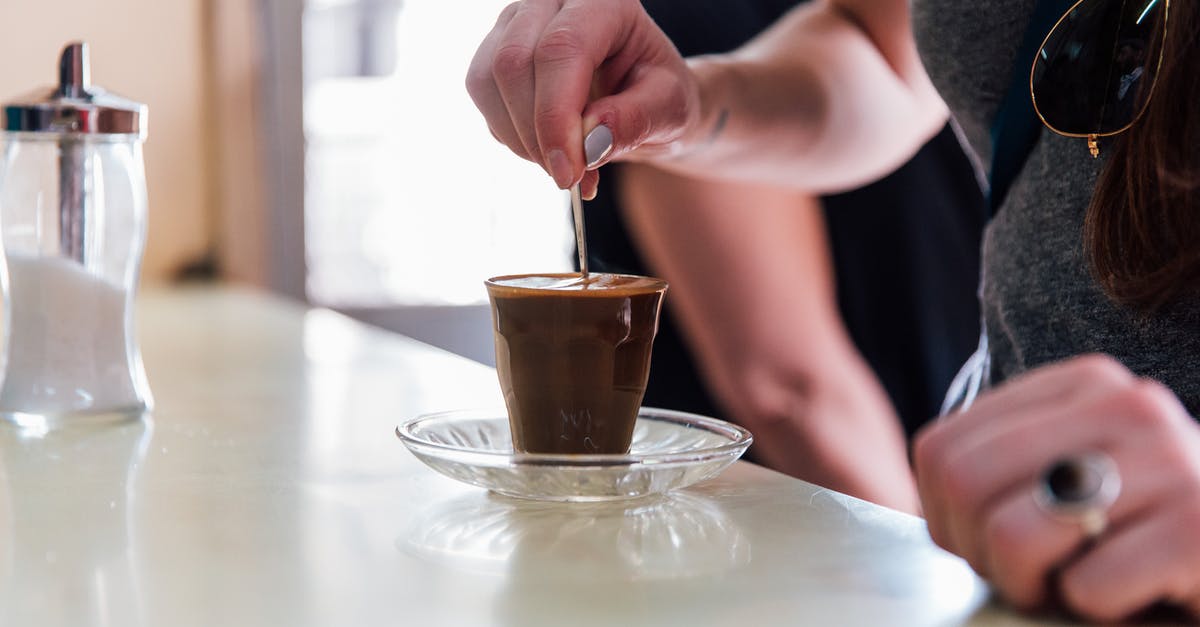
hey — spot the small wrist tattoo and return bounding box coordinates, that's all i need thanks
[706,107,730,145]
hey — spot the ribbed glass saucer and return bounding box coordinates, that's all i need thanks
[396,407,753,501]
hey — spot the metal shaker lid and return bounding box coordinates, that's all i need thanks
[2,42,147,138]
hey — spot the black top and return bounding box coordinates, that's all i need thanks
[581,0,987,438]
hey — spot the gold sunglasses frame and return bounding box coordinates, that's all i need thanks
[1030,0,1171,157]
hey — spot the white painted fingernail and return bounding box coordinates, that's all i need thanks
[584,125,614,169]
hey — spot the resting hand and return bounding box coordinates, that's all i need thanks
[914,354,1200,621]
[465,0,703,198]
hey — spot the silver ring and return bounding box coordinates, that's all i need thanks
[1032,451,1122,539]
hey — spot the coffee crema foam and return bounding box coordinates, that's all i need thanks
[488,273,666,294]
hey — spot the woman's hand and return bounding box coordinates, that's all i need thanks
[914,354,1200,621]
[466,0,704,198]
[467,0,947,195]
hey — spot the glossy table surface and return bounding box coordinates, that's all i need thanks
[0,288,1075,626]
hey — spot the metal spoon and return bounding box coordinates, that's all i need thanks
[571,125,614,280]
[570,183,588,278]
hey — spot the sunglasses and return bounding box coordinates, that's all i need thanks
[1031,0,1170,157]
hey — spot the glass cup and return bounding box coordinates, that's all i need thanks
[485,273,667,454]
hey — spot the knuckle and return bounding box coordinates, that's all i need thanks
[492,44,535,81]
[1151,422,1200,489]
[1071,353,1132,386]
[499,1,521,21]
[620,0,649,20]
[1134,378,1183,415]
[1113,380,1184,431]
[533,103,571,131]
[534,29,585,65]
[465,65,494,101]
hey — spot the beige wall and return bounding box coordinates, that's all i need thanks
[210,0,273,291]
[0,0,214,283]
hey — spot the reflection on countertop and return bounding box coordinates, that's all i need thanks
[0,416,152,626]
[401,490,750,581]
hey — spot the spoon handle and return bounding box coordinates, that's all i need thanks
[570,183,588,277]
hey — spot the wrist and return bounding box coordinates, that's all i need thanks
[664,55,737,161]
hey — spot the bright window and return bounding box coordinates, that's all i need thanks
[302,0,572,306]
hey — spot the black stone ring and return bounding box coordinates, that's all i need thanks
[1033,451,1122,538]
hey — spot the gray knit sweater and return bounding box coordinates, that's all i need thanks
[912,0,1200,413]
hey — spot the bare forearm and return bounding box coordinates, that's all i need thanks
[647,2,947,193]
[618,163,918,512]
[741,359,920,514]
[469,0,945,197]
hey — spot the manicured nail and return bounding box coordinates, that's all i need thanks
[546,149,572,189]
[584,125,613,169]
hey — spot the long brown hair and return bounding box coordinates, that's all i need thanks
[1086,0,1200,311]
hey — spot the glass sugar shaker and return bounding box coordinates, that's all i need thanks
[0,42,153,424]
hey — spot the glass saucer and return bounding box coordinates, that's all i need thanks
[396,407,753,501]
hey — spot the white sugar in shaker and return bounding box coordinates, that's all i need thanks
[0,42,153,424]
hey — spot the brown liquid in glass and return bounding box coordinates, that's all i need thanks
[486,273,666,454]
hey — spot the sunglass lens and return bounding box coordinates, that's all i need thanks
[1031,0,1166,136]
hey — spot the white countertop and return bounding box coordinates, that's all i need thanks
[0,288,1066,626]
